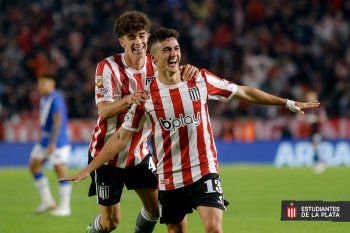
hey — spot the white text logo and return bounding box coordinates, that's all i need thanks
[159,112,201,131]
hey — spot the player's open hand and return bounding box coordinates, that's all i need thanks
[58,168,90,183]
[286,99,320,115]
[180,64,199,81]
[125,91,149,106]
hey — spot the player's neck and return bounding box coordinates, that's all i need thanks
[124,53,145,70]
[158,70,181,85]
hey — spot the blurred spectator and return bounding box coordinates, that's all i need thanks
[0,0,349,123]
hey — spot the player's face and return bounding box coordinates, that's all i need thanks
[119,30,149,59]
[38,78,54,95]
[154,37,181,74]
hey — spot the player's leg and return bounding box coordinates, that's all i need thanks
[312,133,326,173]
[134,188,159,233]
[166,218,187,233]
[158,187,192,233]
[50,145,72,216]
[124,156,159,233]
[52,163,72,216]
[87,163,124,232]
[197,206,223,233]
[87,204,121,233]
[191,173,227,233]
[29,144,56,214]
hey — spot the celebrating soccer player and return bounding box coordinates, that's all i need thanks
[60,28,319,233]
[85,11,198,233]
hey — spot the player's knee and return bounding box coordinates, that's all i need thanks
[29,163,39,174]
[203,221,222,233]
[144,204,159,218]
[100,216,120,232]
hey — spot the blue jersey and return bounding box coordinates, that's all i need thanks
[39,90,70,147]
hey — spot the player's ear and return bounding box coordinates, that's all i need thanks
[118,37,125,48]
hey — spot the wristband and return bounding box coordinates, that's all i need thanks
[286,99,300,112]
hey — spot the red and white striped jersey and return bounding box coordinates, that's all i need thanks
[122,69,238,190]
[89,53,156,168]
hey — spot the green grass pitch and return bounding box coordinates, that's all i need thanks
[0,165,349,233]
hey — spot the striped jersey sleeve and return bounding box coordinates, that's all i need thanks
[201,69,238,102]
[95,59,118,104]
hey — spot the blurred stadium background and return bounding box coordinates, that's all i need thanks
[0,0,350,232]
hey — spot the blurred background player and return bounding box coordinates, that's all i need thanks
[305,91,328,173]
[86,11,198,233]
[29,74,72,216]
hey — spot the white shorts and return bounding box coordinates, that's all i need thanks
[30,144,71,165]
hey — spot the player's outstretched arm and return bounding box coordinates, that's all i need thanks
[234,85,320,115]
[58,128,134,182]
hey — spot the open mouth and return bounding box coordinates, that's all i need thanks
[132,46,144,52]
[167,58,178,67]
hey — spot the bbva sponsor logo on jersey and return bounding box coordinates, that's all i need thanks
[159,112,201,131]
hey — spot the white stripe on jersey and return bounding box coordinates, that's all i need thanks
[178,84,201,184]
[40,96,53,127]
[106,56,122,100]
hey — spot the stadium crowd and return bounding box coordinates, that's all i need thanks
[1,0,350,122]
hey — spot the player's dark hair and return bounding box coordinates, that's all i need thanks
[114,11,150,37]
[148,27,180,52]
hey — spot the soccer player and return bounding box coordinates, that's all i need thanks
[86,11,198,233]
[29,74,72,216]
[60,28,319,232]
[305,91,327,173]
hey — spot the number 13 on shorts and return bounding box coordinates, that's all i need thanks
[204,178,225,207]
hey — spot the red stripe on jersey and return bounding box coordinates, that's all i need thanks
[89,118,107,157]
[133,73,143,91]
[115,55,130,97]
[205,103,218,170]
[146,55,154,77]
[107,112,125,167]
[151,81,174,190]
[169,88,192,185]
[202,69,232,99]
[125,104,146,167]
[150,120,158,165]
[96,61,106,76]
[187,81,208,176]
[125,128,142,167]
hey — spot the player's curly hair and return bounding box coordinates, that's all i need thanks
[148,27,179,53]
[114,11,150,37]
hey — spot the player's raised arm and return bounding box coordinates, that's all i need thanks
[58,128,134,182]
[234,85,320,115]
